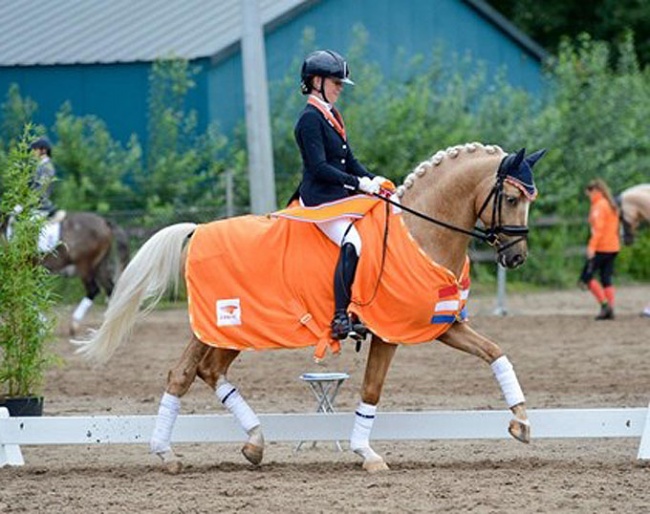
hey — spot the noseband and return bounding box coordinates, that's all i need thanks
[374,155,529,254]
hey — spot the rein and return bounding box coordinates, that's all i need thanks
[372,156,529,253]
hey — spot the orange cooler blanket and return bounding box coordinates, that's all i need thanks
[186,199,470,360]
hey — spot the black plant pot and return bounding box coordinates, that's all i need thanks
[0,396,44,416]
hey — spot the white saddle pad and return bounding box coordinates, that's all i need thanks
[38,220,61,253]
[6,215,61,253]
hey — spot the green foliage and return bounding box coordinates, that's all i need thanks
[533,33,650,217]
[0,85,43,194]
[487,0,650,67]
[0,128,57,397]
[618,231,650,280]
[138,57,230,216]
[53,102,141,213]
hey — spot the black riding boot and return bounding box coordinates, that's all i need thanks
[331,242,359,340]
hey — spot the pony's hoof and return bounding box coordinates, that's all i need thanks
[508,418,531,444]
[165,459,183,475]
[156,451,183,474]
[242,443,264,466]
[362,459,389,473]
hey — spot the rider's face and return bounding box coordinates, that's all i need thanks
[324,77,343,104]
[313,76,344,104]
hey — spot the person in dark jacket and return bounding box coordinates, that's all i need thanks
[294,49,390,340]
[29,136,57,215]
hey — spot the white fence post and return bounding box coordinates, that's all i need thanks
[0,407,24,467]
[493,264,508,315]
[637,402,650,459]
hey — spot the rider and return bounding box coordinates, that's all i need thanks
[583,178,620,320]
[6,137,58,241]
[294,49,390,340]
[29,136,57,216]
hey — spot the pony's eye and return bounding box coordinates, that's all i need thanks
[506,196,518,206]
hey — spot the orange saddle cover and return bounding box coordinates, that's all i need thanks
[186,199,470,360]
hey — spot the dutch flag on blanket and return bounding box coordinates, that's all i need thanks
[430,277,470,324]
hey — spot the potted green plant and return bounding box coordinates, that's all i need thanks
[0,129,57,416]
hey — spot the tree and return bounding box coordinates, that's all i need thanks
[0,128,57,402]
[487,0,650,66]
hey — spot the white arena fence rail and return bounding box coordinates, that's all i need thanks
[2,406,650,467]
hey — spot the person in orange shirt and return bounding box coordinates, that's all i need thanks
[581,179,621,320]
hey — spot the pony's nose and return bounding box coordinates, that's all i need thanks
[501,253,525,269]
[510,254,525,268]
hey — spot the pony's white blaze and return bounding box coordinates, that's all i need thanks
[523,202,530,225]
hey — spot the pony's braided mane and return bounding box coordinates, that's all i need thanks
[396,142,504,198]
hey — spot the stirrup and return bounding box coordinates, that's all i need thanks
[331,311,352,340]
[349,313,368,341]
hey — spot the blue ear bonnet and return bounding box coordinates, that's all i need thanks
[499,148,546,200]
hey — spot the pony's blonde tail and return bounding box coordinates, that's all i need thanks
[73,222,197,364]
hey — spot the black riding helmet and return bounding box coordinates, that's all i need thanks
[30,137,52,156]
[300,50,354,101]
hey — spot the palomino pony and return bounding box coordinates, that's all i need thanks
[2,210,130,334]
[619,184,650,246]
[75,143,545,473]
[618,183,650,317]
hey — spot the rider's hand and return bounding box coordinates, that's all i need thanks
[372,176,396,193]
[358,176,380,195]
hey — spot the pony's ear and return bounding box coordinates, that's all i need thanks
[525,148,547,168]
[498,147,526,178]
[511,148,526,169]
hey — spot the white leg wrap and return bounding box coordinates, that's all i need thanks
[247,424,264,447]
[350,401,377,452]
[72,297,94,322]
[150,392,180,454]
[216,380,260,433]
[491,355,525,408]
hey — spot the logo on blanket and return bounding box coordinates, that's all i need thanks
[216,298,242,326]
[430,284,467,324]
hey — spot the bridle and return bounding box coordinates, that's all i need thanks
[373,155,530,254]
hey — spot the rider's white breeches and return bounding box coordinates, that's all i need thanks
[299,198,362,254]
[316,217,361,255]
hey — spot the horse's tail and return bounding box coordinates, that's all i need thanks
[73,222,197,364]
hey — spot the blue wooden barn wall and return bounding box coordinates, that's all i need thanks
[0,0,543,147]
[0,60,208,147]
